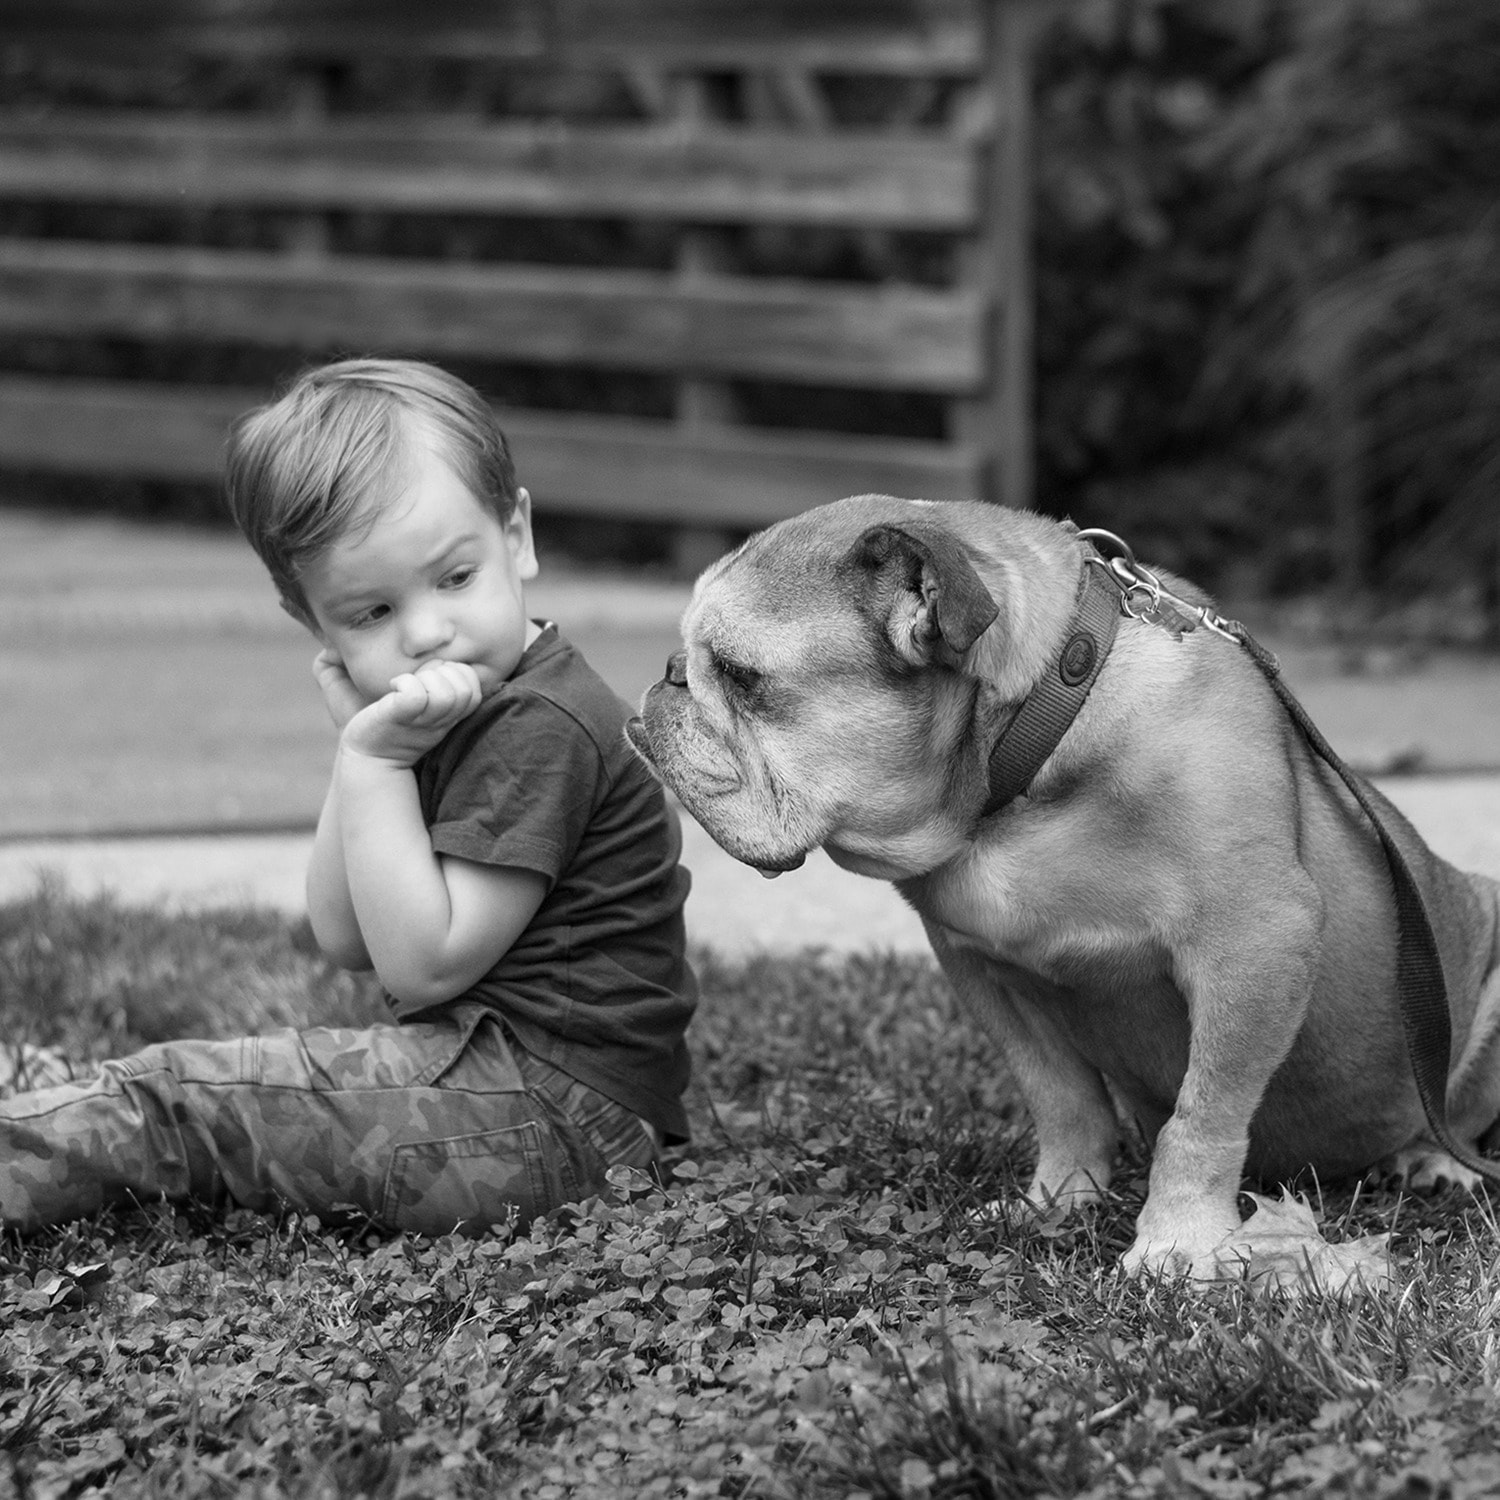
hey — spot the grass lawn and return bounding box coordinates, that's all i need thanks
[3,890,1500,1497]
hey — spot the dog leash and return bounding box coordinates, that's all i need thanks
[1039,529,1500,1187]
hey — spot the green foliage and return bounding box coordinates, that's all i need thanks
[1198,0,1500,604]
[4,889,1500,1495]
[1036,0,1500,623]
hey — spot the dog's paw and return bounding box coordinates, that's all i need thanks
[1121,1202,1240,1281]
[1382,1141,1485,1194]
[1120,1232,1225,1281]
[967,1170,1108,1230]
[1025,1167,1109,1213]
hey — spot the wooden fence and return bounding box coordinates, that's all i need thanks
[0,0,1042,556]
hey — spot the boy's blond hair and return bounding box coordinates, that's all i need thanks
[224,358,520,622]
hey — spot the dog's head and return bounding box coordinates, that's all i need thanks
[627,494,1027,880]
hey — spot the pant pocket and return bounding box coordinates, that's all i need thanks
[381,1115,555,1236]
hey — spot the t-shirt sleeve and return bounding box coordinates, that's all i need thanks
[424,691,603,887]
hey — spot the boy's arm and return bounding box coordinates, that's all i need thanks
[335,660,547,1009]
[306,776,373,972]
[338,751,547,1008]
[304,650,373,971]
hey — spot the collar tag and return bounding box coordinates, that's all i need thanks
[1058,632,1098,686]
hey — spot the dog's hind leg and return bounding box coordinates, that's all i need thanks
[1390,896,1500,1192]
[1384,1138,1488,1193]
[1392,876,1500,1192]
[930,934,1119,1212]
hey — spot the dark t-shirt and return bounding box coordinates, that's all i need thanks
[412,625,697,1141]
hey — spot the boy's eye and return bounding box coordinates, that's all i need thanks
[442,565,478,589]
[347,604,389,629]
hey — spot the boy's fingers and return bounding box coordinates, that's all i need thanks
[368,663,482,743]
[445,665,482,717]
[383,673,431,722]
[312,650,370,731]
[311,649,346,683]
[410,661,482,719]
[384,672,460,727]
[415,658,481,693]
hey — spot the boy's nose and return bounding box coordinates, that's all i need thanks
[402,608,456,658]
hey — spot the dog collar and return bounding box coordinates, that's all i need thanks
[980,549,1121,817]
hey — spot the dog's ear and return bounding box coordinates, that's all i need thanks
[850,521,998,667]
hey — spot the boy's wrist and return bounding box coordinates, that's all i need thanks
[336,665,480,766]
[338,706,441,768]
[337,738,423,775]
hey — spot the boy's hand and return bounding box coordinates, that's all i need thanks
[312,649,369,733]
[340,659,484,767]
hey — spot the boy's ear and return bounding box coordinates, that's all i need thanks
[511,487,539,581]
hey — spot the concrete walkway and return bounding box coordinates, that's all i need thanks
[0,823,932,955]
[3,509,1499,955]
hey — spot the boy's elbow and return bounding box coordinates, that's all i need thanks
[376,940,502,1010]
[378,969,470,1011]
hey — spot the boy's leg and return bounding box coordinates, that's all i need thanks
[0,1005,657,1236]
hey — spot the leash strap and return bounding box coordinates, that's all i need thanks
[982,561,1122,817]
[979,524,1495,1182]
[1072,529,1497,1180]
[1225,624,1500,1185]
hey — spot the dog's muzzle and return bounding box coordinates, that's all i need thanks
[624,653,689,765]
[631,650,808,878]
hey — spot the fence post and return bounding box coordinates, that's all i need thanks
[955,0,1043,509]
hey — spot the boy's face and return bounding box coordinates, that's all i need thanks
[298,433,539,705]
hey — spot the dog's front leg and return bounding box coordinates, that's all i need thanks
[1123,898,1320,1278]
[931,934,1119,1211]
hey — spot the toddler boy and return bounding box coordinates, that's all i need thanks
[0,358,697,1236]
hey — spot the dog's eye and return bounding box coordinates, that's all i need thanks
[712,653,761,696]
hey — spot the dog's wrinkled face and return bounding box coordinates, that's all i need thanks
[626,496,1003,880]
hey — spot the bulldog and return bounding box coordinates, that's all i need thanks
[627,494,1500,1276]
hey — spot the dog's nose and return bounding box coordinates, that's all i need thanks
[664,651,688,688]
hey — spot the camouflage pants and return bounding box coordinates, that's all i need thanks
[0,1004,659,1236]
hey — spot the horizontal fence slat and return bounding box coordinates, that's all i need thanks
[2,0,982,70]
[0,240,987,391]
[0,377,986,522]
[513,412,986,522]
[0,115,980,230]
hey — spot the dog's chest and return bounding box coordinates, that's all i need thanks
[909,842,1189,1105]
[906,834,1167,990]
